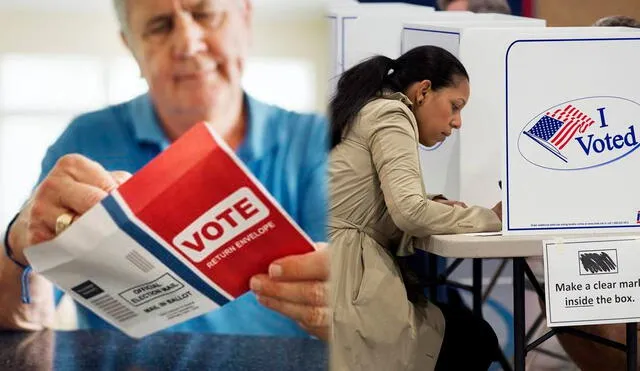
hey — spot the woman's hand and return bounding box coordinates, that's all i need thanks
[491,201,502,221]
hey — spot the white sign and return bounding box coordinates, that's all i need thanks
[505,36,640,234]
[544,236,640,327]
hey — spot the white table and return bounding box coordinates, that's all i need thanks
[422,232,640,371]
[426,232,640,258]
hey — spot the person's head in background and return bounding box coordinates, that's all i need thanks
[113,0,252,141]
[437,0,512,14]
[330,46,469,149]
[593,15,640,28]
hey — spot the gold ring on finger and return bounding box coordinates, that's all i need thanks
[55,213,75,236]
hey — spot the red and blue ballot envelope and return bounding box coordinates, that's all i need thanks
[103,122,316,301]
[25,121,317,337]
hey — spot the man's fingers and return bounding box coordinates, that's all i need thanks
[27,198,76,235]
[111,171,132,186]
[54,154,118,192]
[268,246,329,282]
[56,177,109,215]
[10,154,128,261]
[256,295,330,329]
[296,322,330,341]
[257,294,330,340]
[23,216,56,247]
[252,244,330,340]
[250,274,327,306]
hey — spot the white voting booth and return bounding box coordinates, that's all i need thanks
[500,28,640,235]
[402,25,640,235]
[327,2,436,82]
[326,6,518,97]
[401,16,546,210]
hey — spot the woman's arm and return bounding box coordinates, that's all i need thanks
[368,105,500,237]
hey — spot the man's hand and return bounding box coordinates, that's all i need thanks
[250,244,330,341]
[7,154,131,265]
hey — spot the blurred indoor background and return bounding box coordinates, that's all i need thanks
[0,0,331,228]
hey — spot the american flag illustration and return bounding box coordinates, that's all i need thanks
[523,105,596,162]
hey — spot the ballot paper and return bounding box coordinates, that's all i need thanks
[24,122,317,338]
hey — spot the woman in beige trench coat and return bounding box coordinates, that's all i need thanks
[329,46,503,371]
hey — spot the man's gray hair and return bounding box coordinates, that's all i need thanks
[113,0,129,33]
[593,15,640,28]
[437,0,512,15]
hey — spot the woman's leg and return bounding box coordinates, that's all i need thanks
[435,302,500,371]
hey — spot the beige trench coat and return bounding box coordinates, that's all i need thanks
[329,91,501,371]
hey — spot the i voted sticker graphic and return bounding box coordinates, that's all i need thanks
[518,96,640,171]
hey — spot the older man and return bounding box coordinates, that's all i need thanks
[437,0,512,14]
[0,0,329,340]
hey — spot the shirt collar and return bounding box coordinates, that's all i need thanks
[129,94,171,150]
[380,89,414,109]
[128,93,276,160]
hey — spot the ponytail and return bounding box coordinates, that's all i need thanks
[329,56,394,149]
